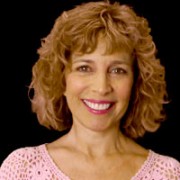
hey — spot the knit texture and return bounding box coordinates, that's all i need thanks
[0,144,180,180]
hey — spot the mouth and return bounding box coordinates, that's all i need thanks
[82,99,114,114]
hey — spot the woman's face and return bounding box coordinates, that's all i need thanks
[64,40,134,132]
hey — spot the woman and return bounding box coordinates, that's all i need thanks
[0,1,179,179]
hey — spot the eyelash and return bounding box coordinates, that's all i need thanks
[75,66,127,74]
[76,65,92,72]
[109,67,127,74]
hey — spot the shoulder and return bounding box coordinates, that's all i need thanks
[151,151,180,167]
[133,150,180,180]
[1,144,46,165]
[0,144,47,179]
[148,150,180,179]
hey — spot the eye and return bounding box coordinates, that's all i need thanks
[109,67,127,74]
[76,65,92,72]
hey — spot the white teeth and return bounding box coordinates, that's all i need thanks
[83,100,111,110]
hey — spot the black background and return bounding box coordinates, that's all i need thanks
[1,0,180,164]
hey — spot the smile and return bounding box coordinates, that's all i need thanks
[82,99,114,114]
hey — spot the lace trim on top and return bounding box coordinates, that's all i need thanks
[42,144,180,180]
[41,144,70,180]
[1,143,179,180]
[131,149,154,179]
[131,149,180,179]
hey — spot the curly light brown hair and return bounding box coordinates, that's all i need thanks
[29,1,168,139]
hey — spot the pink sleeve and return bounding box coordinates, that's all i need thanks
[146,153,180,180]
[162,156,180,179]
[0,148,32,180]
[0,145,71,180]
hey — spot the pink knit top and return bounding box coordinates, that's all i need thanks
[0,144,179,180]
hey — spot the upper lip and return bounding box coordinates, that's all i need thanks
[82,99,115,104]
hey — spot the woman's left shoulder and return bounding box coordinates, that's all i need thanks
[150,150,180,178]
[152,150,180,166]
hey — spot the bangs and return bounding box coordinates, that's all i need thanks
[70,29,134,55]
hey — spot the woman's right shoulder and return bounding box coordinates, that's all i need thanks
[1,144,46,164]
[0,144,47,179]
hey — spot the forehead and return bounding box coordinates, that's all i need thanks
[71,38,134,63]
[72,32,133,54]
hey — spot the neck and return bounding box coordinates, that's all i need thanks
[66,123,129,158]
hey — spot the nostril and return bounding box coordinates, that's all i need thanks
[92,79,112,95]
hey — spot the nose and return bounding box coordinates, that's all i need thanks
[91,73,113,95]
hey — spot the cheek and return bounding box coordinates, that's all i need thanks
[64,75,87,96]
[115,79,133,100]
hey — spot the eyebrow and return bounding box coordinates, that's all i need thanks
[110,60,132,65]
[73,59,132,65]
[73,59,93,63]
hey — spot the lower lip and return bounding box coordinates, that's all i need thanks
[83,102,113,115]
